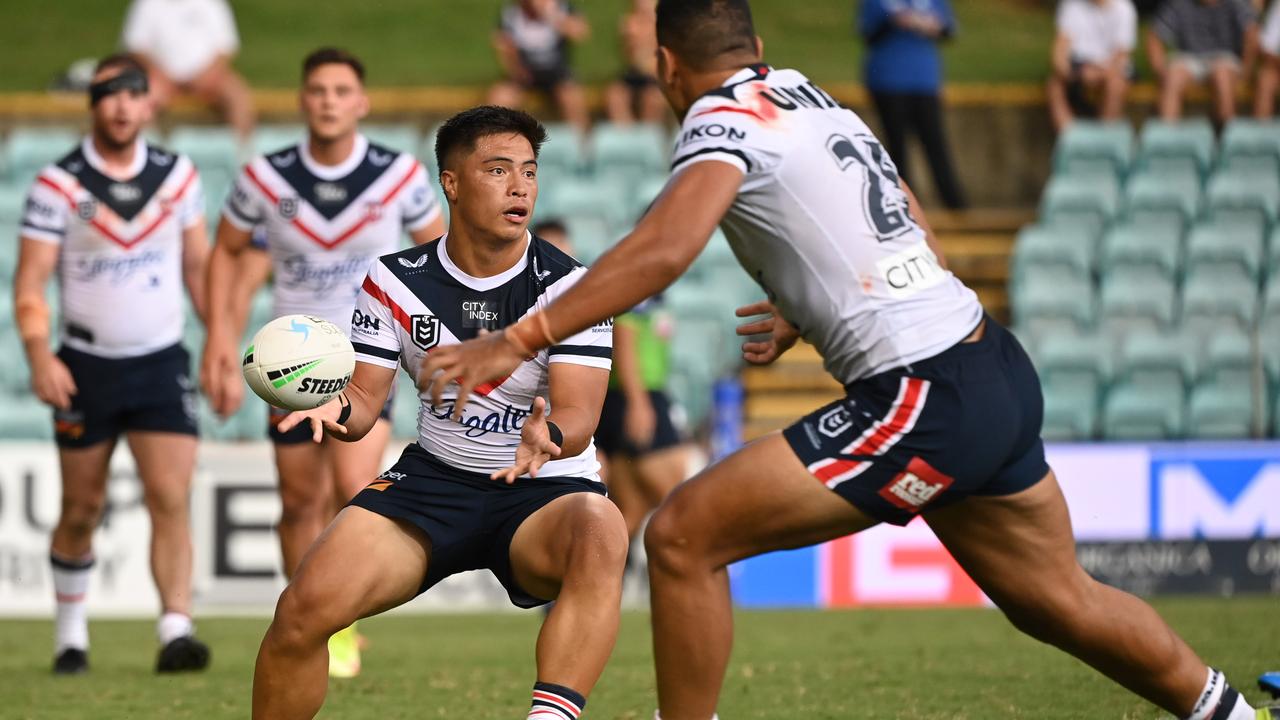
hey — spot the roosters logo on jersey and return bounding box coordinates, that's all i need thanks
[878,458,954,513]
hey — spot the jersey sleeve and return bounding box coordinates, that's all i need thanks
[178,169,205,230]
[221,164,268,232]
[543,268,613,370]
[350,266,403,370]
[399,162,442,233]
[20,175,70,245]
[670,101,786,180]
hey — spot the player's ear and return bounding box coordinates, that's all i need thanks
[440,169,459,204]
[753,36,764,59]
[656,46,678,87]
[356,87,370,121]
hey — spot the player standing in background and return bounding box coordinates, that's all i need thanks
[200,47,445,678]
[605,0,669,125]
[12,54,211,675]
[422,2,1277,718]
[250,106,626,720]
[488,0,592,135]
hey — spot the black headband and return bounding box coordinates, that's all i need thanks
[89,68,149,106]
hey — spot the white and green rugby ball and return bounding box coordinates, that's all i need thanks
[242,314,355,411]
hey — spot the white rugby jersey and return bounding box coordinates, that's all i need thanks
[352,233,612,479]
[222,134,441,335]
[21,138,204,358]
[672,65,984,385]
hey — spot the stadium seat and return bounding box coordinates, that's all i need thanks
[1205,170,1280,227]
[0,394,52,440]
[1219,119,1280,167]
[562,214,615,263]
[1187,377,1257,439]
[537,123,588,176]
[1041,374,1099,441]
[361,123,422,154]
[1199,329,1254,382]
[1098,268,1176,332]
[1099,218,1183,281]
[1039,171,1120,226]
[0,327,32,393]
[537,175,629,227]
[1181,266,1258,332]
[1268,227,1280,278]
[1011,273,1095,334]
[1261,280,1280,335]
[1011,222,1095,283]
[590,123,668,181]
[169,126,242,174]
[1051,121,1134,179]
[1101,377,1186,440]
[251,124,307,154]
[1122,170,1201,224]
[1113,331,1196,390]
[1185,220,1264,282]
[3,126,80,186]
[1034,330,1112,385]
[1136,119,1215,177]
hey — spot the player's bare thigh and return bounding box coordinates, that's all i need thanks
[647,432,878,570]
[324,418,392,502]
[274,441,335,511]
[508,491,628,601]
[126,431,196,497]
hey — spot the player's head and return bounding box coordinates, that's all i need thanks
[655,0,763,115]
[88,54,152,151]
[299,47,369,143]
[532,218,573,255]
[435,105,547,245]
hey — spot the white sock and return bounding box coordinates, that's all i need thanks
[50,552,93,652]
[1185,667,1256,720]
[157,612,194,645]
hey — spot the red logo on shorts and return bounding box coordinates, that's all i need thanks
[878,457,954,513]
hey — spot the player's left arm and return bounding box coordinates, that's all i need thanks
[901,179,949,270]
[403,163,446,245]
[275,361,397,444]
[491,362,610,483]
[421,160,742,416]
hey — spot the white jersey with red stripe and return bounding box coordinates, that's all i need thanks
[21,137,203,358]
[671,64,984,385]
[351,233,612,479]
[222,133,441,335]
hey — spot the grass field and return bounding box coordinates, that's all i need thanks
[1,1,1061,92]
[1,597,1276,719]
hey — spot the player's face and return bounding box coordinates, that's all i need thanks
[300,64,369,143]
[90,68,151,151]
[445,133,538,245]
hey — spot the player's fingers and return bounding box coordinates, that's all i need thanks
[322,420,348,436]
[310,416,324,444]
[741,340,772,355]
[735,318,773,336]
[451,376,477,422]
[735,300,773,317]
[530,395,547,420]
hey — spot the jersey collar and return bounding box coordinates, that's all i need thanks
[696,63,773,104]
[81,136,148,181]
[437,230,532,291]
[300,133,368,181]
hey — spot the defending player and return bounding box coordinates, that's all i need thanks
[13,54,211,674]
[250,106,626,720]
[200,47,445,677]
[422,2,1276,719]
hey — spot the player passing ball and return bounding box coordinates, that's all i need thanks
[250,106,626,720]
[421,2,1277,719]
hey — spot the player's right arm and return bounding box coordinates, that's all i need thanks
[202,168,269,417]
[14,179,75,410]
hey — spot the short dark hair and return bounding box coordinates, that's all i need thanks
[93,53,147,79]
[302,47,365,83]
[656,0,756,71]
[531,218,568,237]
[434,105,548,173]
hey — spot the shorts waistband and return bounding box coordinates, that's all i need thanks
[845,315,998,391]
[58,342,187,366]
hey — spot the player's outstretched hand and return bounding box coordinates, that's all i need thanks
[418,329,527,422]
[735,300,800,365]
[275,397,348,444]
[491,397,561,484]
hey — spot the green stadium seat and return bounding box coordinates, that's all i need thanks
[1011,273,1095,333]
[1261,280,1280,334]
[169,126,242,174]
[251,124,307,154]
[1137,119,1215,176]
[1039,172,1120,225]
[1012,223,1095,282]
[1217,153,1280,181]
[0,182,29,222]
[4,127,80,185]
[1187,377,1257,439]
[1035,331,1112,386]
[1098,268,1176,332]
[1101,377,1186,440]
[1113,331,1196,390]
[562,214,615,263]
[0,394,52,440]
[537,123,588,176]
[1186,220,1264,282]
[538,175,629,227]
[1268,227,1280,278]
[1199,329,1254,382]
[1205,170,1280,226]
[1181,266,1258,332]
[1123,170,1201,223]
[590,123,668,179]
[1052,121,1134,178]
[361,124,421,154]
[1041,374,1100,441]
[1220,119,1280,167]
[0,327,32,393]
[1099,219,1183,281]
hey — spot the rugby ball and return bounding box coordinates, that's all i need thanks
[242,314,355,411]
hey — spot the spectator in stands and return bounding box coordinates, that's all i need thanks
[1047,0,1138,132]
[605,0,668,125]
[1147,0,1260,126]
[488,0,591,135]
[121,0,255,144]
[1256,0,1280,117]
[859,0,967,209]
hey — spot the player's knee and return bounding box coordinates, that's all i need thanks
[277,487,330,527]
[271,582,346,650]
[643,503,699,575]
[566,499,629,577]
[59,495,105,536]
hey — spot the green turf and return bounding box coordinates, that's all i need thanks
[1,597,1276,718]
[0,1,1062,93]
